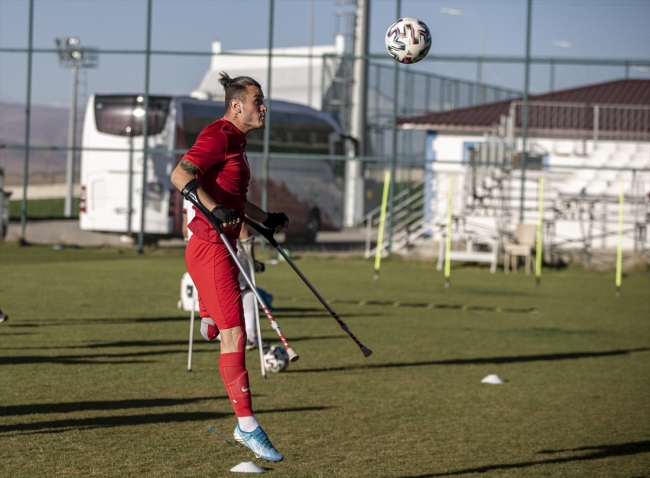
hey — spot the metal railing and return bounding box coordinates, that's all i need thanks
[363,178,427,257]
[509,101,650,141]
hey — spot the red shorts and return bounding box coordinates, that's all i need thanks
[185,236,244,331]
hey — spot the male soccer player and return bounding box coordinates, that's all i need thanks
[170,72,288,462]
[184,198,268,350]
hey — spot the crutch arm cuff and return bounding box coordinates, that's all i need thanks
[181,178,201,198]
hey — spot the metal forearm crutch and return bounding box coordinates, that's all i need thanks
[182,185,299,362]
[239,236,267,379]
[244,217,372,358]
[187,292,196,372]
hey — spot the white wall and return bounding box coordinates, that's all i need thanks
[193,35,345,110]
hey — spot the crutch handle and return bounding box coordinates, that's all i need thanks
[244,217,279,247]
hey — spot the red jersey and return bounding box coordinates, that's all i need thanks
[184,118,250,245]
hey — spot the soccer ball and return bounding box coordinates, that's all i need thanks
[385,17,432,64]
[264,345,290,373]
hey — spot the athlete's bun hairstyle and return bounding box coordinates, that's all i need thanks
[219,71,262,112]
[217,71,232,89]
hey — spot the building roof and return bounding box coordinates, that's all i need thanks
[398,79,650,132]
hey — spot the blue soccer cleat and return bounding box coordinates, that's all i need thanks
[234,425,283,462]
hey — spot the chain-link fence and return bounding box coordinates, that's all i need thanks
[1,0,648,260]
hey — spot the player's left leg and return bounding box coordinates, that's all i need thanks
[219,326,282,462]
[242,289,268,351]
[242,289,257,348]
[189,238,282,462]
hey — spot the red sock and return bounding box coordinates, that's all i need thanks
[219,351,253,417]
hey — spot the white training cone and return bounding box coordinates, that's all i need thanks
[481,374,505,384]
[230,462,265,473]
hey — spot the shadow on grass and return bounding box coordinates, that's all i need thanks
[0,411,229,435]
[0,348,189,365]
[288,347,650,373]
[2,335,347,352]
[275,312,384,320]
[273,306,383,317]
[332,299,536,312]
[3,312,382,326]
[454,287,533,297]
[398,440,650,477]
[2,340,196,350]
[0,406,331,435]
[0,396,228,417]
[266,307,323,314]
[0,332,38,336]
[280,301,537,314]
[4,316,192,327]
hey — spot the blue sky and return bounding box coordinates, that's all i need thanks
[1,0,649,106]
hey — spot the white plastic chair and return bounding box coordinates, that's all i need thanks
[504,224,537,274]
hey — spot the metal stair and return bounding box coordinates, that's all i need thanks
[362,179,431,258]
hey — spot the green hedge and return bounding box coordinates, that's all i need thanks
[9,198,80,220]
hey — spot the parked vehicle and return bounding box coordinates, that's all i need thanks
[80,94,345,243]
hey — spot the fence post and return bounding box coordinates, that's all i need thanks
[519,0,533,223]
[262,0,275,218]
[137,0,153,254]
[19,0,35,243]
[593,104,599,146]
[386,0,402,254]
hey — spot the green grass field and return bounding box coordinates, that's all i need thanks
[1,243,649,477]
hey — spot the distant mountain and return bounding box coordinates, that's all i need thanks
[0,103,83,185]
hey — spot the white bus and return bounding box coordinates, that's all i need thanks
[79,94,345,242]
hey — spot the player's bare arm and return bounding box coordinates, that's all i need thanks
[171,158,240,228]
[245,201,289,233]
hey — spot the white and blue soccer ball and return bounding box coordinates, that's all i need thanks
[385,17,432,64]
[264,345,290,373]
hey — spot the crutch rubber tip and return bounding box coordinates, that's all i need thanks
[287,347,300,362]
[361,346,373,358]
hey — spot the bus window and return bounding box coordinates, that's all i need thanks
[246,113,335,154]
[94,95,171,136]
[181,102,225,148]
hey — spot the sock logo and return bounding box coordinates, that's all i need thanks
[241,387,250,392]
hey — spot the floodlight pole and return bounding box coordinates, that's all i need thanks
[344,0,369,227]
[64,64,79,218]
[55,37,98,218]
[20,0,34,243]
[137,0,153,254]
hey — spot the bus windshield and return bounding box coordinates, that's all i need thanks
[94,95,171,136]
